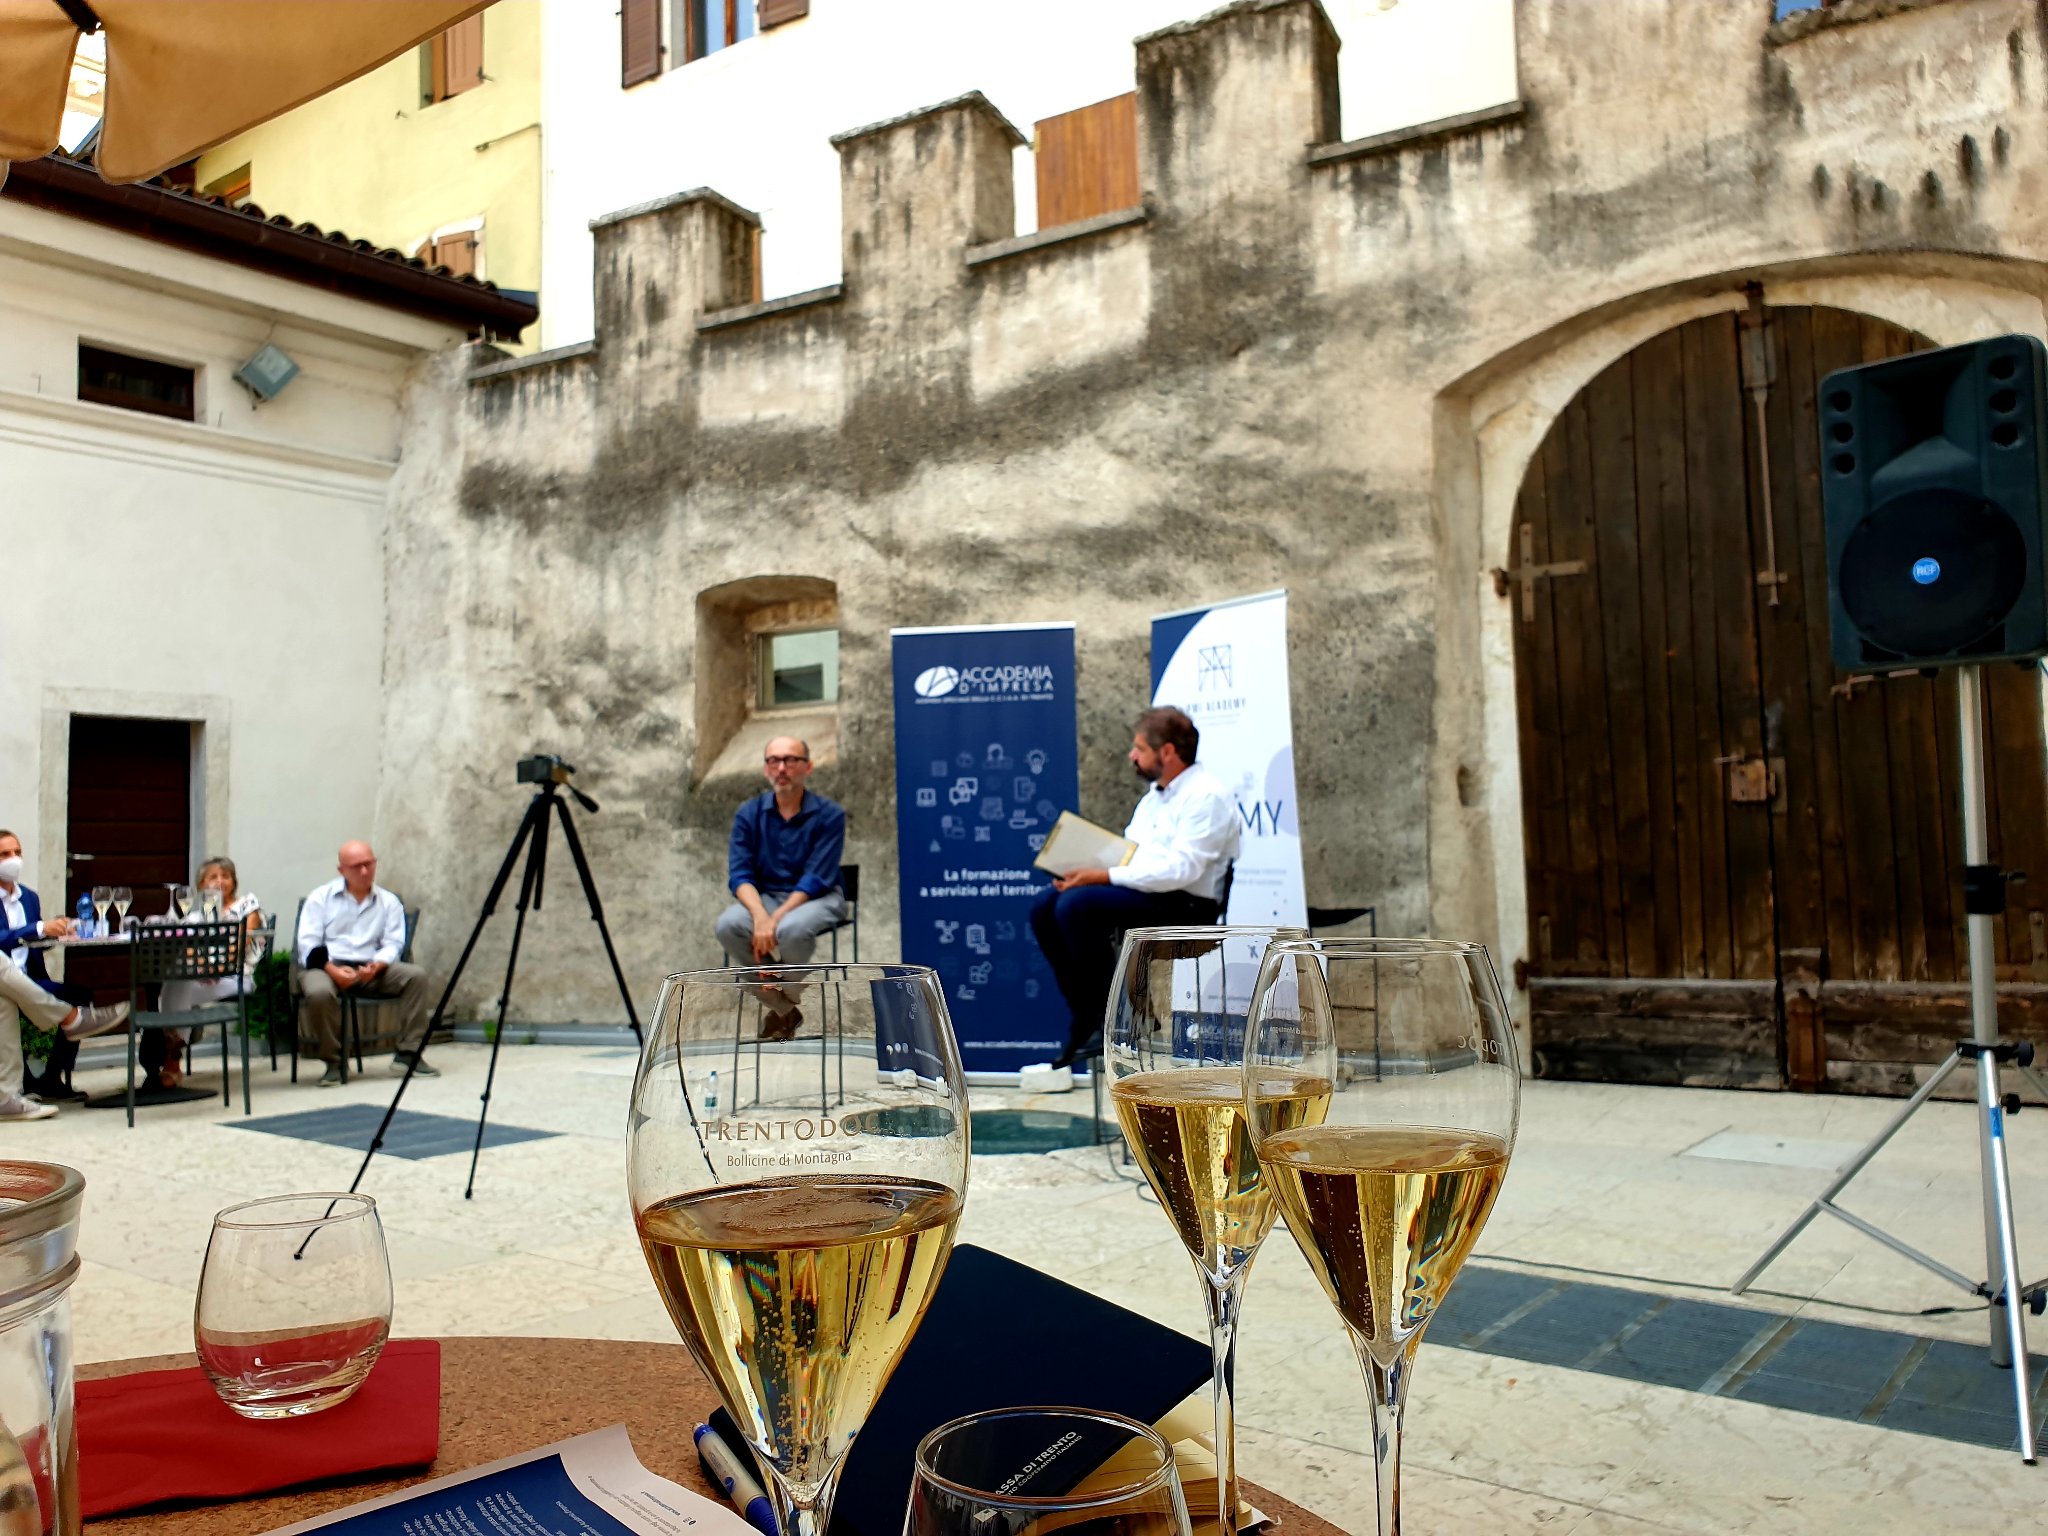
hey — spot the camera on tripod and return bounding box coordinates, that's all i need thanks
[517,754,575,786]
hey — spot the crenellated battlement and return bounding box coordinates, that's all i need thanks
[473,1,1357,406]
[470,0,2043,427]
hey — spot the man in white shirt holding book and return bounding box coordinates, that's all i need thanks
[1031,706,1239,1069]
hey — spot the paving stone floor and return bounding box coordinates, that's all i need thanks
[18,1040,2048,1533]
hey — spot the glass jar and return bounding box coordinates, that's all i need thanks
[0,1161,84,1536]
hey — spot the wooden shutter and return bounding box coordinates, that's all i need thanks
[444,15,486,95]
[418,232,479,276]
[1035,93,1139,229]
[760,0,810,27]
[622,0,662,86]
[436,233,479,276]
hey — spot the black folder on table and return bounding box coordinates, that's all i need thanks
[708,1243,1212,1536]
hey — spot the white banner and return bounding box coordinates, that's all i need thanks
[1150,589,1306,926]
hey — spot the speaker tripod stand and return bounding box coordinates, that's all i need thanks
[343,773,642,1202]
[1733,664,2048,1461]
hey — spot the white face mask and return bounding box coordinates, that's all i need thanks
[0,857,21,885]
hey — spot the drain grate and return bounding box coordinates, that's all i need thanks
[232,1103,556,1161]
[1431,1264,2048,1451]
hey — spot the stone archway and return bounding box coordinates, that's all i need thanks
[1425,267,2048,1084]
[1503,302,2048,1093]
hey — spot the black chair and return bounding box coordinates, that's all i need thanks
[125,920,250,1127]
[826,863,860,962]
[281,898,421,1083]
[340,907,422,1076]
[1089,861,1235,1145]
[726,866,859,1114]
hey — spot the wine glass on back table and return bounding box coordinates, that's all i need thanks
[90,885,112,937]
[629,964,969,1536]
[1106,926,1318,1536]
[1245,939,1521,1536]
[111,887,132,931]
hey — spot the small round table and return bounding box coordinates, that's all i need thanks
[81,1337,1337,1535]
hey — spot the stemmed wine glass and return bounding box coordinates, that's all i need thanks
[1244,939,1520,1536]
[1105,925,1313,1536]
[90,885,112,938]
[173,884,195,918]
[201,883,223,919]
[629,964,970,1536]
[111,886,132,932]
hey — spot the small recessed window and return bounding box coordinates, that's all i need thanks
[759,628,839,708]
[78,344,196,421]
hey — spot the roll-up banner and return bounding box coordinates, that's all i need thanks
[891,623,1079,1076]
[1150,589,1307,926]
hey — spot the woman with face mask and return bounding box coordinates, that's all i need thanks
[150,857,263,1090]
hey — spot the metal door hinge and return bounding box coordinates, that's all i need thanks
[1715,752,1778,804]
[1491,522,1589,623]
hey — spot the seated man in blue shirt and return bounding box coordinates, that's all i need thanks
[714,736,848,1038]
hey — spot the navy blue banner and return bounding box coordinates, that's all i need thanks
[891,624,1079,1074]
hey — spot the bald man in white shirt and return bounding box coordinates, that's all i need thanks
[1031,706,1240,1068]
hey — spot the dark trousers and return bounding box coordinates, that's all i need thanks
[22,981,86,1095]
[1029,884,1220,1060]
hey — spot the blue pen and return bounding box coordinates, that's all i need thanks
[695,1422,779,1536]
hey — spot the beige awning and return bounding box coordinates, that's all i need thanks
[0,0,491,187]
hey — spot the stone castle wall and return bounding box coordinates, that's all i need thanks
[380,0,2048,1023]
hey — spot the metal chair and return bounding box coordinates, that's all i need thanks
[281,898,421,1082]
[124,920,250,1127]
[826,863,860,962]
[1089,861,1235,1144]
[340,907,421,1079]
[726,867,859,1114]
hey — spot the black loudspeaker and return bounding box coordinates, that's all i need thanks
[1822,333,2048,669]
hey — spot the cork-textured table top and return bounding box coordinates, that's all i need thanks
[80,1336,1338,1535]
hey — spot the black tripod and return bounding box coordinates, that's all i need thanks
[344,772,642,1201]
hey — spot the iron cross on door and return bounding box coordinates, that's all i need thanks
[1492,521,1588,622]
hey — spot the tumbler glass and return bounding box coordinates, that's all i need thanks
[195,1194,393,1418]
[0,1160,85,1536]
[905,1407,1192,1536]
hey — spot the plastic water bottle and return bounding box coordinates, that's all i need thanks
[707,1069,720,1119]
[74,891,94,939]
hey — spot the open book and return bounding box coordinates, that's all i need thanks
[1071,1395,1265,1535]
[1032,810,1138,877]
[264,1425,752,1535]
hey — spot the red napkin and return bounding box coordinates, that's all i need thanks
[77,1337,441,1517]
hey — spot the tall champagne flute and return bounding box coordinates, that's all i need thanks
[1245,939,1520,1536]
[112,887,132,931]
[174,884,194,918]
[90,885,112,937]
[1105,926,1317,1536]
[629,964,969,1536]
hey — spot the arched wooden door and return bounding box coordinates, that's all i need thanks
[1512,302,2048,1093]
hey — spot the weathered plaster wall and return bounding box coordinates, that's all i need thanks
[382,0,2048,1024]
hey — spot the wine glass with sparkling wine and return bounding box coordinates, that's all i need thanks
[629,964,970,1536]
[1105,926,1316,1536]
[1245,939,1520,1536]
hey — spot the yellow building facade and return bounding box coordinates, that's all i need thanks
[194,0,541,347]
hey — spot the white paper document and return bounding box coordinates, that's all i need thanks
[265,1424,757,1536]
[1031,810,1138,878]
